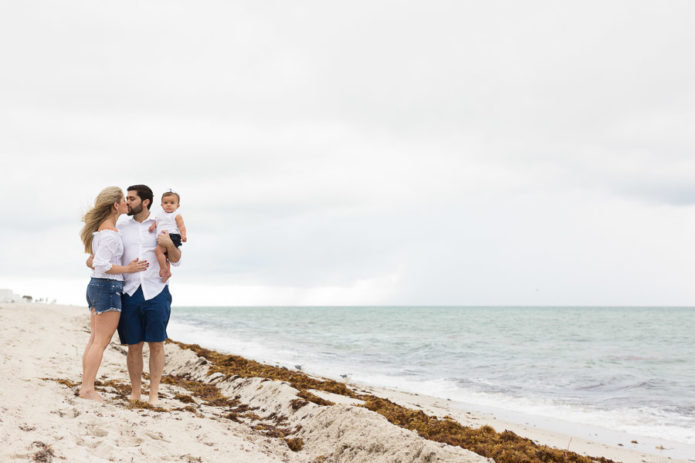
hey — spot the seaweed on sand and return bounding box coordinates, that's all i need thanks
[43,377,132,400]
[284,437,304,451]
[252,422,303,451]
[297,390,334,406]
[161,374,239,407]
[361,396,618,463]
[41,377,78,389]
[45,377,179,412]
[94,379,131,399]
[174,393,196,404]
[124,400,168,412]
[290,398,309,410]
[167,340,355,397]
[31,441,55,463]
[171,340,619,463]
[161,371,303,450]
[174,405,199,413]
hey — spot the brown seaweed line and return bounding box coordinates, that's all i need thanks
[168,339,620,463]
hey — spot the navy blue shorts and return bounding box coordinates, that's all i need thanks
[117,286,171,345]
[168,233,182,248]
[86,278,123,314]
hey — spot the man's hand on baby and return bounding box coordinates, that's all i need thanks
[157,231,173,248]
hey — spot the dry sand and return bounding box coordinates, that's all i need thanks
[0,303,688,463]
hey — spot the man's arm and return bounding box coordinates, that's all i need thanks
[157,231,181,263]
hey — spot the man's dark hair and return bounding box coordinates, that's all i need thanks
[127,184,154,210]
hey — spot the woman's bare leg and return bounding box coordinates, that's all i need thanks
[82,310,97,374]
[79,310,120,402]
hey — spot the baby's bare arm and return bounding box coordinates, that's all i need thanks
[176,214,187,242]
[148,221,157,233]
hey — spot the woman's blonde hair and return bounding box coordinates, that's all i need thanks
[80,186,123,253]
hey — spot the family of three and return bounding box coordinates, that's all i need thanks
[78,184,187,404]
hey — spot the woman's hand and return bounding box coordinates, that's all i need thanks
[126,258,149,273]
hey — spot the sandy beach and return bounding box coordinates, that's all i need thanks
[0,302,688,463]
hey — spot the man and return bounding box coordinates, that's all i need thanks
[118,184,181,405]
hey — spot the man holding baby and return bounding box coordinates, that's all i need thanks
[119,184,181,405]
[86,184,181,405]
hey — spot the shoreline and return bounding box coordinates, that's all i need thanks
[167,311,695,461]
[166,304,695,453]
[1,302,690,463]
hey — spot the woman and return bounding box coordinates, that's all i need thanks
[79,186,148,401]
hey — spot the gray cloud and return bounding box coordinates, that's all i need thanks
[2,1,695,304]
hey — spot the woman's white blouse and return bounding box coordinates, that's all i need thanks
[91,230,124,281]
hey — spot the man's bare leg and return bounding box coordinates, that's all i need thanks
[148,342,165,405]
[126,342,144,401]
[79,310,120,402]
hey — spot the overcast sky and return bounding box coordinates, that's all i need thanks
[2,1,695,306]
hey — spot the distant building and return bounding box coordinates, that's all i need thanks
[0,288,20,303]
[22,295,33,303]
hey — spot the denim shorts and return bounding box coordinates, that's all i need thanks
[86,277,123,314]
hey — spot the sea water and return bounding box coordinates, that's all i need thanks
[167,306,695,447]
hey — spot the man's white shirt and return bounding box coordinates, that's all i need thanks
[117,214,180,300]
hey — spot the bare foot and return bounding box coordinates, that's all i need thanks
[79,390,104,402]
[127,393,141,401]
[148,396,159,406]
[159,268,171,282]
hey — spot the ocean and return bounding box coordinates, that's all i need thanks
[167,306,695,447]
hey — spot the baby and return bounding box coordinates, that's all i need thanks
[149,191,187,280]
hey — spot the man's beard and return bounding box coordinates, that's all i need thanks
[127,204,143,216]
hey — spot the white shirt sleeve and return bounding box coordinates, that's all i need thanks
[93,234,121,274]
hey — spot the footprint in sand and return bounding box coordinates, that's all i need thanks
[117,432,144,447]
[115,424,145,447]
[76,437,99,449]
[85,423,108,438]
[145,430,170,442]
